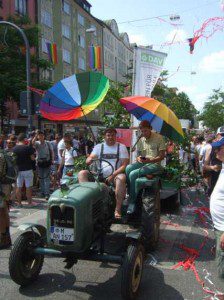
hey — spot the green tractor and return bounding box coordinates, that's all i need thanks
[9,159,161,300]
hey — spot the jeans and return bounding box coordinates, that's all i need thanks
[126,162,163,204]
[215,229,224,279]
[38,167,51,196]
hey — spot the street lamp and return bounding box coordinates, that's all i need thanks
[0,21,32,133]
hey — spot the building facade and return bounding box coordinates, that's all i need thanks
[103,19,133,83]
[0,1,133,135]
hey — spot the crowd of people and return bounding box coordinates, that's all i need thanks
[0,124,223,280]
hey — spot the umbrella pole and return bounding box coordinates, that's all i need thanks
[81,110,97,144]
[131,134,142,152]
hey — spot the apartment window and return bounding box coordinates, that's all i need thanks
[78,35,85,48]
[62,1,70,15]
[15,0,27,15]
[42,38,52,54]
[41,10,53,28]
[63,49,71,64]
[78,57,86,70]
[78,13,84,26]
[62,24,71,39]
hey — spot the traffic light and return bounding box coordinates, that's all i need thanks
[20,91,41,115]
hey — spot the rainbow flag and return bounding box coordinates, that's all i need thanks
[46,42,58,65]
[89,46,101,70]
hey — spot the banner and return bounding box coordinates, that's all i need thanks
[131,47,167,161]
[134,47,167,96]
[116,129,132,147]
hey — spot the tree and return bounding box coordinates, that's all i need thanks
[101,81,131,128]
[0,15,52,130]
[198,88,224,130]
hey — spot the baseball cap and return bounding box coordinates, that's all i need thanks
[212,137,224,148]
[217,126,224,135]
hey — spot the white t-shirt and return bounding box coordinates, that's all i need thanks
[210,164,224,231]
[62,148,77,166]
[57,139,65,163]
[91,142,129,177]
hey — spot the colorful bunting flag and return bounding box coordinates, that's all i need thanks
[89,46,101,70]
[46,42,58,64]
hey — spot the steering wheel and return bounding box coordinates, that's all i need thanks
[88,159,114,180]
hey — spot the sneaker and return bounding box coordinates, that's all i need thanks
[0,233,12,250]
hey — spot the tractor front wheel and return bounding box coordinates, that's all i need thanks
[9,231,44,286]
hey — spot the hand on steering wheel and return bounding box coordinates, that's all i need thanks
[87,158,114,180]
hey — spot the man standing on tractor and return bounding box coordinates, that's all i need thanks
[126,120,166,214]
[78,128,129,219]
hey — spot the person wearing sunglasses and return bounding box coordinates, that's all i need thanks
[210,137,224,279]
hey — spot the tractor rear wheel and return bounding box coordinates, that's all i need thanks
[142,188,160,251]
[121,242,145,300]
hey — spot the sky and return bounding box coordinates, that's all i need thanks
[90,0,224,111]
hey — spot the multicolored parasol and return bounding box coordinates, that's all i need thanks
[119,96,184,142]
[40,72,109,121]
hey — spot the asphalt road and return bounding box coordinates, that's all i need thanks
[0,189,224,300]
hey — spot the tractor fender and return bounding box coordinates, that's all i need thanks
[18,223,47,238]
[125,231,142,242]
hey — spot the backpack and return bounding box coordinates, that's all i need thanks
[0,150,18,184]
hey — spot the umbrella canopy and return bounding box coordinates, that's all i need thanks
[119,96,184,142]
[40,72,109,121]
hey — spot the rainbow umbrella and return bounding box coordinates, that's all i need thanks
[40,72,109,121]
[119,96,184,142]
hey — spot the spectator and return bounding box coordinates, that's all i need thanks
[50,133,61,168]
[79,136,86,155]
[204,128,224,195]
[32,131,54,199]
[57,133,72,165]
[210,137,224,279]
[85,136,95,156]
[190,136,197,170]
[13,133,35,206]
[0,134,6,149]
[72,135,80,153]
[58,140,78,178]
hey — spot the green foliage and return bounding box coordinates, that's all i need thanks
[101,81,131,128]
[0,16,52,103]
[198,88,224,130]
[74,156,87,172]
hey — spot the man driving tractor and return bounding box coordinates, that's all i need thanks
[78,128,129,219]
[126,120,166,214]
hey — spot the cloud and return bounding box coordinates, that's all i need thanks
[165,29,187,43]
[178,85,197,94]
[192,92,210,111]
[199,51,224,73]
[129,34,148,45]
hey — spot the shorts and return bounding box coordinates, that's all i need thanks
[17,170,34,188]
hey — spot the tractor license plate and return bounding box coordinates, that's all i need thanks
[50,227,74,242]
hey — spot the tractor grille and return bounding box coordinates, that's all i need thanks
[50,205,74,245]
[92,199,102,220]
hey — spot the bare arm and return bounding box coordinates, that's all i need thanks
[138,150,165,164]
[86,153,98,165]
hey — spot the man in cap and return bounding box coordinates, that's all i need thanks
[126,120,166,214]
[78,128,129,219]
[210,137,224,279]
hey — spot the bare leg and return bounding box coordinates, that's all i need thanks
[114,174,126,216]
[16,187,22,205]
[78,170,90,183]
[0,208,6,234]
[26,187,33,204]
